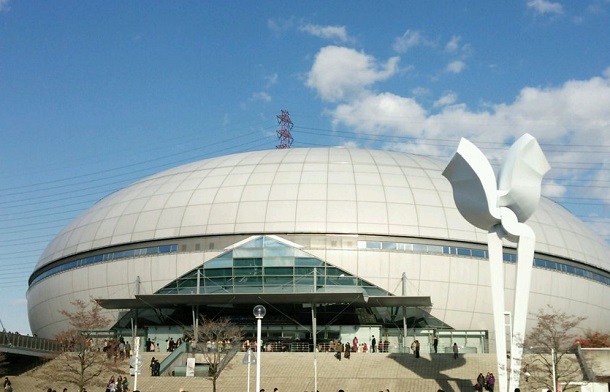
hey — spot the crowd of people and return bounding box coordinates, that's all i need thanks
[144,336,190,353]
[105,375,129,392]
[474,372,496,391]
[102,337,131,362]
[319,335,391,356]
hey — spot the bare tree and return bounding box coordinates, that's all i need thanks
[37,298,120,392]
[194,317,243,392]
[524,306,586,391]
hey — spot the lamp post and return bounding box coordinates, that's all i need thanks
[242,348,255,392]
[551,348,557,392]
[253,305,266,392]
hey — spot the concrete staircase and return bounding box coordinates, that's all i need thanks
[137,351,497,391]
[7,351,498,392]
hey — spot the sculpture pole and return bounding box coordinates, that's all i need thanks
[488,228,508,392]
[443,134,550,392]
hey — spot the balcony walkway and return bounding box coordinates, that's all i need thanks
[0,331,61,358]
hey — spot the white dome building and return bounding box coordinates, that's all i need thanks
[27,148,610,352]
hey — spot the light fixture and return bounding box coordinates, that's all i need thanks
[253,304,266,319]
[253,305,266,392]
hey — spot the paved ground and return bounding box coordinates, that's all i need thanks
[5,351,500,392]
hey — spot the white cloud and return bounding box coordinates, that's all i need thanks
[265,73,278,88]
[392,30,433,53]
[445,35,462,52]
[340,141,360,149]
[306,46,399,102]
[527,0,564,15]
[412,87,431,98]
[305,48,610,191]
[331,93,428,135]
[300,24,353,43]
[320,65,610,159]
[267,17,294,32]
[252,92,272,102]
[434,92,458,108]
[305,46,610,232]
[542,180,567,198]
[446,60,466,74]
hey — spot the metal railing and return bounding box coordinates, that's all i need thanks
[0,332,62,356]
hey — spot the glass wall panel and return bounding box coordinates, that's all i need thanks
[233,249,263,258]
[264,276,293,285]
[295,267,314,275]
[262,237,283,247]
[234,258,262,267]
[265,247,295,257]
[263,257,293,266]
[205,277,233,287]
[265,267,294,275]
[233,267,262,276]
[234,276,262,285]
[326,267,343,276]
[295,258,323,267]
[204,268,232,277]
[242,237,264,248]
[204,258,232,269]
[177,279,197,288]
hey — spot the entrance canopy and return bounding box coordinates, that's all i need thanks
[97,292,431,310]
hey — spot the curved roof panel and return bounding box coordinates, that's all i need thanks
[36,148,610,271]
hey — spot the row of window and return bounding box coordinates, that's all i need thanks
[358,240,610,286]
[30,238,610,288]
[29,244,178,285]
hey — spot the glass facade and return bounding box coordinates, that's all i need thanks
[158,236,388,296]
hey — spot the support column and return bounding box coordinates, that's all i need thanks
[402,272,407,352]
[311,304,318,392]
[488,228,508,392]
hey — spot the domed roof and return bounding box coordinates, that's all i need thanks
[36,148,610,271]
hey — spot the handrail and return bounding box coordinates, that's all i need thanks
[0,332,62,355]
[158,342,189,376]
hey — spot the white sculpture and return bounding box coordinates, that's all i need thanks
[443,134,550,392]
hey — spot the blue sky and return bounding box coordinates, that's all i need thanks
[1,0,610,334]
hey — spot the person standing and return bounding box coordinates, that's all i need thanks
[335,339,343,360]
[476,372,485,391]
[3,377,11,392]
[415,340,420,358]
[433,335,438,353]
[452,343,459,359]
[486,373,495,391]
[150,357,156,376]
[371,335,377,353]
